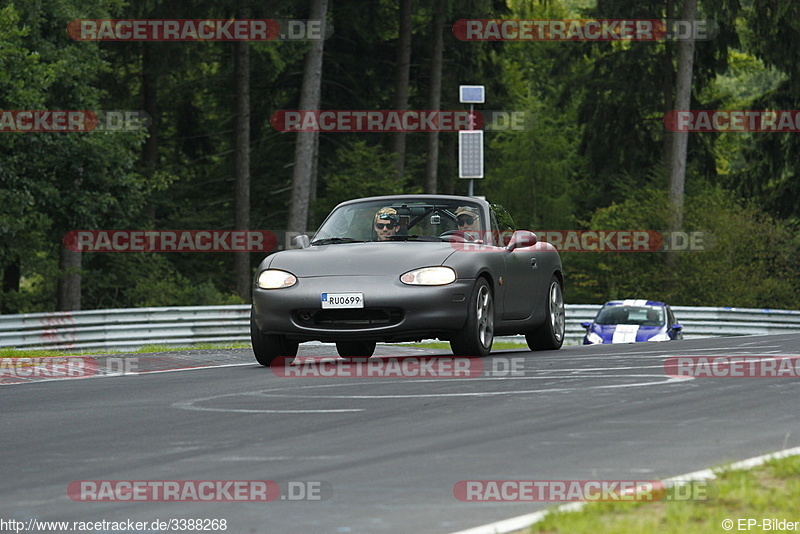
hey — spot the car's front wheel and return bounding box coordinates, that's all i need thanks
[450,278,494,357]
[251,316,299,366]
[336,341,376,359]
[526,275,565,351]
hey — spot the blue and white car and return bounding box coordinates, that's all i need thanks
[581,300,683,344]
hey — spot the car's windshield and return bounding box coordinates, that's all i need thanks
[595,305,665,326]
[312,199,485,244]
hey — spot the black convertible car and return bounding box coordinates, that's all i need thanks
[251,194,564,364]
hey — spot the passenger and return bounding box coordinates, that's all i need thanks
[374,207,399,241]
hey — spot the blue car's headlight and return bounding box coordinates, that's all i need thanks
[257,269,297,289]
[586,332,603,344]
[400,267,456,286]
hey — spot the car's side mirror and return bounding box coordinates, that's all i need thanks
[506,230,538,251]
[671,324,683,331]
[292,234,311,249]
[580,321,591,330]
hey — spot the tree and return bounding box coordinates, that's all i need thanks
[735,0,800,221]
[666,0,698,233]
[233,0,252,301]
[0,1,148,312]
[424,0,445,193]
[288,0,329,234]
[391,0,413,182]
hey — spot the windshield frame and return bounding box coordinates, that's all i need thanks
[311,197,487,245]
[594,305,666,327]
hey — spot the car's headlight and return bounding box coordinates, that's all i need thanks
[400,267,456,286]
[648,332,670,342]
[586,332,603,344]
[257,269,297,289]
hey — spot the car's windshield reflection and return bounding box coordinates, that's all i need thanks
[595,306,665,326]
[312,199,484,244]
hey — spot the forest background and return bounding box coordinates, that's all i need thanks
[1,0,797,314]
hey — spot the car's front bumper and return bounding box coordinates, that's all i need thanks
[252,275,475,342]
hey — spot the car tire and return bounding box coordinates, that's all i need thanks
[336,341,376,359]
[526,275,565,351]
[250,316,299,366]
[450,278,494,357]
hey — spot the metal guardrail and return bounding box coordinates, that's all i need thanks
[1,304,799,352]
[0,306,252,351]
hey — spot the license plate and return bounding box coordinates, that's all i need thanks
[321,292,364,309]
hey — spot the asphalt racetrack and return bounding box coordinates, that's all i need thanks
[2,334,799,533]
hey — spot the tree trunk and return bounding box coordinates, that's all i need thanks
[233,0,252,302]
[142,47,158,172]
[424,0,444,194]
[2,259,20,314]
[442,132,456,194]
[307,130,320,229]
[662,0,675,165]
[667,0,697,233]
[142,46,158,221]
[287,0,329,234]
[57,243,81,311]
[391,0,413,182]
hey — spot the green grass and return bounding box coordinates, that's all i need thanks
[0,342,250,359]
[528,455,800,533]
[3,341,529,359]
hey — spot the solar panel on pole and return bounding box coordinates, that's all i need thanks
[458,130,484,179]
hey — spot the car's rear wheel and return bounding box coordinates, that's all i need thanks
[336,341,376,359]
[526,275,565,351]
[250,316,298,366]
[450,278,494,357]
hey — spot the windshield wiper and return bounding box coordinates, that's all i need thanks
[310,237,364,245]
[386,235,438,242]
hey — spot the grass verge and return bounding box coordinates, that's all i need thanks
[528,454,800,533]
[0,342,250,359]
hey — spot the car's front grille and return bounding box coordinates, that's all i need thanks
[293,308,404,329]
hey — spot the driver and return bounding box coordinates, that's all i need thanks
[646,308,661,325]
[455,206,481,239]
[374,207,399,241]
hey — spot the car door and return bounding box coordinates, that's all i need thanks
[490,208,546,321]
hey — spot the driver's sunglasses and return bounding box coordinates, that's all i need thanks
[457,216,475,226]
[375,222,396,230]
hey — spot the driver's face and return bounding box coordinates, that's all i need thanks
[457,215,478,232]
[375,219,398,240]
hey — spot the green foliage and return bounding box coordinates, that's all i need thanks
[82,254,243,308]
[314,140,413,221]
[565,183,800,308]
[0,0,798,314]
